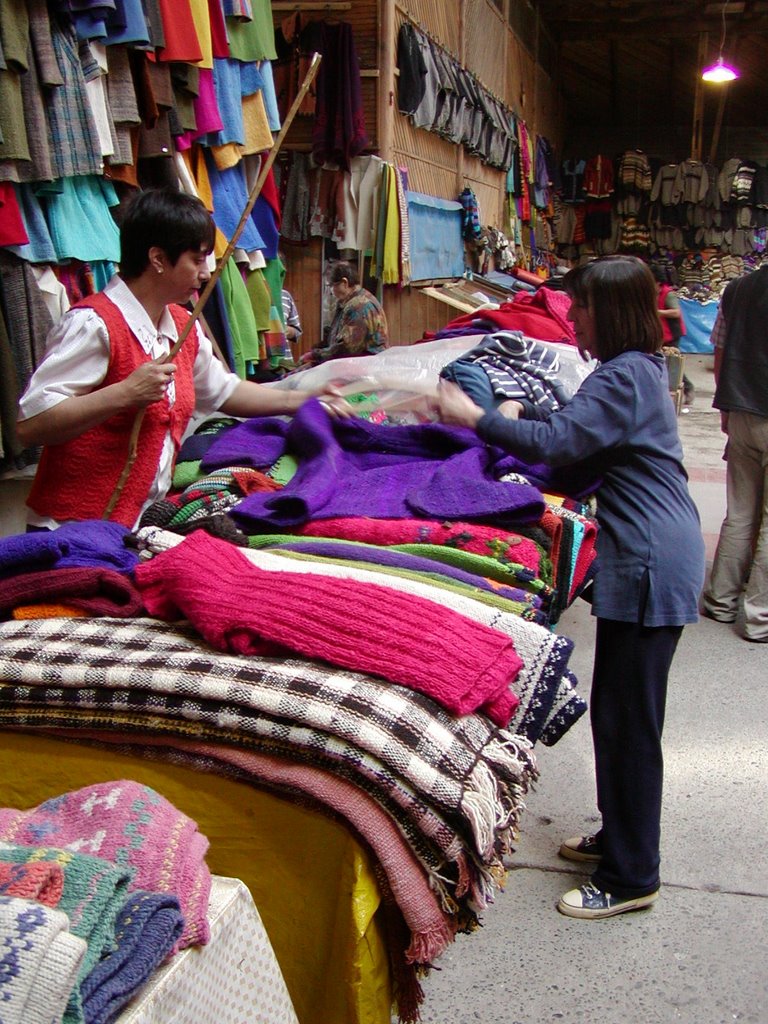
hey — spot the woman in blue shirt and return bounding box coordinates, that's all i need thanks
[438,256,705,920]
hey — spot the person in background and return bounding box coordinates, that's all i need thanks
[437,255,705,920]
[281,286,302,344]
[301,260,388,366]
[651,265,694,406]
[701,266,768,643]
[16,187,350,532]
[278,250,302,346]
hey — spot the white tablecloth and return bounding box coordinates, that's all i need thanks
[117,875,299,1024]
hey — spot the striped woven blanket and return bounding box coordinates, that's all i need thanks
[0,617,537,909]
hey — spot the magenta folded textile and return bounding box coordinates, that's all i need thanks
[296,515,546,576]
[0,567,145,619]
[134,529,523,726]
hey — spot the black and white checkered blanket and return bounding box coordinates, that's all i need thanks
[0,616,538,912]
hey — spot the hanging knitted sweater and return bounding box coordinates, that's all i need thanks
[134,530,523,726]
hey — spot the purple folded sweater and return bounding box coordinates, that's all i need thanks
[200,399,546,531]
[0,521,139,580]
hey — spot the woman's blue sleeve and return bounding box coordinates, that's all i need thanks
[477,363,638,467]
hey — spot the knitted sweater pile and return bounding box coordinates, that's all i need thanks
[0,781,210,952]
[134,530,523,726]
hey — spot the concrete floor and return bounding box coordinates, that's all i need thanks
[417,355,768,1024]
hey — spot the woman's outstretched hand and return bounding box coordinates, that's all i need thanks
[317,384,355,418]
[435,379,485,430]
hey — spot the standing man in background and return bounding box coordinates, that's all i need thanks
[701,267,768,643]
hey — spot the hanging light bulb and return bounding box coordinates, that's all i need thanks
[702,1,740,82]
[702,56,739,81]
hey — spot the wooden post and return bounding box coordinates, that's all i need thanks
[378,0,395,164]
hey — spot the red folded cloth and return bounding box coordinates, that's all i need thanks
[0,567,145,619]
[0,861,65,907]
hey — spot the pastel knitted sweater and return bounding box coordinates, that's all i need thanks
[134,530,523,726]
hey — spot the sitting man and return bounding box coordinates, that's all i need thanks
[302,261,389,366]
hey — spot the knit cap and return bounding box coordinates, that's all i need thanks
[0,895,87,1024]
[134,530,522,726]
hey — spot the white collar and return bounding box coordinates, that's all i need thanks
[104,275,180,356]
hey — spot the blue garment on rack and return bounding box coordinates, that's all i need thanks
[7,184,57,264]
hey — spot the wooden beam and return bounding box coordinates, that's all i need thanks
[690,32,708,161]
[377,0,395,162]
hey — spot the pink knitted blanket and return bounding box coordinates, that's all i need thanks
[0,781,211,951]
[134,530,522,727]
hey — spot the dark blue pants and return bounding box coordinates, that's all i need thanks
[590,617,683,898]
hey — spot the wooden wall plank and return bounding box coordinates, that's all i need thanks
[272,1,564,351]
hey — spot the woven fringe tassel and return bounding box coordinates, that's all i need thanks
[426,866,460,916]
[485,735,539,787]
[460,759,504,859]
[405,919,457,965]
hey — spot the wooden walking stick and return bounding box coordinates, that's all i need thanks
[103,52,322,520]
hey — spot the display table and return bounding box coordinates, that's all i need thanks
[118,875,299,1024]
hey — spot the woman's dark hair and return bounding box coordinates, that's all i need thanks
[119,188,216,279]
[329,260,359,287]
[564,256,663,360]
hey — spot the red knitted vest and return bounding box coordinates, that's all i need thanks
[27,292,199,528]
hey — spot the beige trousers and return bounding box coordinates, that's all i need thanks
[703,410,768,640]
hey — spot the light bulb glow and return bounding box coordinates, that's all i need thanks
[701,56,739,82]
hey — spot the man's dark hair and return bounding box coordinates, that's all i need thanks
[329,261,360,287]
[650,264,669,285]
